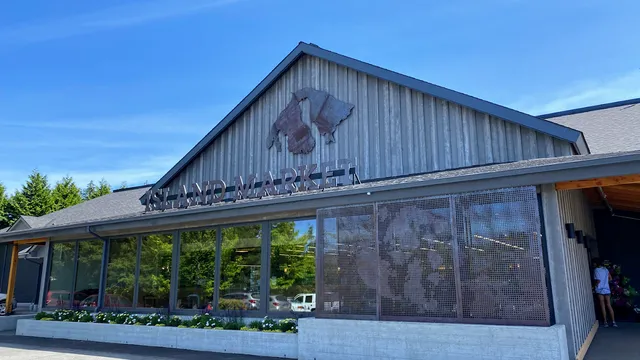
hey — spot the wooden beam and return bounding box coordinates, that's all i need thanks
[556,174,640,190]
[576,321,599,360]
[5,244,18,314]
[13,238,47,245]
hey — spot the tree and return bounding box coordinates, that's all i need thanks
[52,176,83,211]
[0,183,9,228]
[83,181,97,201]
[83,178,111,200]
[7,169,54,221]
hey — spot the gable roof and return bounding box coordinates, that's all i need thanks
[540,98,640,154]
[3,187,149,233]
[146,42,588,196]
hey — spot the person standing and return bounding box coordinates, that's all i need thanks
[593,258,617,328]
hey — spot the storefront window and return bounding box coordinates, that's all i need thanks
[177,229,216,310]
[138,233,173,308]
[219,225,262,311]
[74,240,103,309]
[270,220,316,313]
[104,237,136,309]
[46,242,76,308]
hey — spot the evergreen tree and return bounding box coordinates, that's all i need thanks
[83,180,97,201]
[0,183,9,228]
[7,169,54,220]
[95,179,111,198]
[52,176,83,211]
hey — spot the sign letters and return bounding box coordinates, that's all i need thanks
[144,158,357,212]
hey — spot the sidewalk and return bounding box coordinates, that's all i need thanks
[0,331,282,360]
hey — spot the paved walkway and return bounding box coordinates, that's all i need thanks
[0,331,281,360]
[585,322,640,359]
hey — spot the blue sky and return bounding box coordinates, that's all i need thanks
[1,0,639,193]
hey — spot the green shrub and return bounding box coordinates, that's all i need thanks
[52,309,77,322]
[77,311,94,323]
[240,326,258,331]
[218,299,246,310]
[166,316,182,327]
[223,319,244,331]
[278,318,297,333]
[177,325,188,328]
[41,318,54,321]
[260,316,279,331]
[35,312,49,320]
[155,324,166,327]
[189,314,223,329]
[248,320,262,330]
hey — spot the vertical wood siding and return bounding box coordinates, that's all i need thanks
[557,190,597,358]
[167,55,573,192]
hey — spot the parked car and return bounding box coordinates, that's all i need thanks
[221,292,260,310]
[46,291,88,308]
[0,293,18,316]
[270,295,291,311]
[291,293,315,312]
[79,294,133,308]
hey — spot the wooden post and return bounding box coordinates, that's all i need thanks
[5,244,19,314]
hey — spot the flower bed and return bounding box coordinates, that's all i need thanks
[35,309,297,333]
[20,310,298,358]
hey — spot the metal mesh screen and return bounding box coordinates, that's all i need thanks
[316,186,549,325]
[377,197,458,319]
[454,188,548,323]
[317,204,377,317]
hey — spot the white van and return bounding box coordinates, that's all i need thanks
[291,293,315,312]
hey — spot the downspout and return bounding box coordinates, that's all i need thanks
[87,227,110,311]
[597,187,640,221]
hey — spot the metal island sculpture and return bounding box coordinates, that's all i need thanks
[267,87,355,154]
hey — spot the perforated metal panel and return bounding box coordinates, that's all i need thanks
[316,186,550,325]
[377,197,458,319]
[317,205,377,317]
[454,188,549,324]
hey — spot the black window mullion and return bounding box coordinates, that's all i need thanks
[133,235,142,309]
[70,241,79,310]
[213,228,222,311]
[260,221,270,317]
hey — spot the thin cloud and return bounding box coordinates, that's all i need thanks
[0,0,243,45]
[512,70,640,115]
[0,105,231,135]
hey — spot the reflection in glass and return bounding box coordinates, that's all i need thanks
[270,220,316,312]
[319,205,377,316]
[220,225,261,311]
[74,240,103,308]
[138,234,173,308]
[104,237,136,309]
[177,229,216,310]
[456,189,547,322]
[46,242,76,308]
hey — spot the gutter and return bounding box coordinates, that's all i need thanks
[2,151,640,243]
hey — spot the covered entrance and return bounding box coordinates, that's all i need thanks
[553,175,640,359]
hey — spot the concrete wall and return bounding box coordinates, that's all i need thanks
[166,54,573,194]
[298,318,569,360]
[16,319,297,359]
[0,314,34,331]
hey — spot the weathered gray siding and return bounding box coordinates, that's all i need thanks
[167,55,573,192]
[557,190,596,358]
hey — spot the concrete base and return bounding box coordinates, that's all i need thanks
[16,319,297,359]
[0,314,34,331]
[298,318,570,360]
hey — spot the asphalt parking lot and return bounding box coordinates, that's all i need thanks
[0,331,281,360]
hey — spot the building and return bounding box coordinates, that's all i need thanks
[1,42,640,360]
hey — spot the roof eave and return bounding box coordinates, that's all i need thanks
[9,151,640,244]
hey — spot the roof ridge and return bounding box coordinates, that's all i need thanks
[539,98,640,119]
